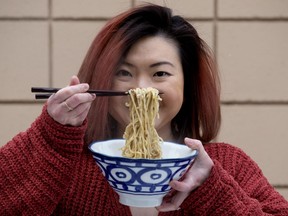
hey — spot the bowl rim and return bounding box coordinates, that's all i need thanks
[88,139,198,162]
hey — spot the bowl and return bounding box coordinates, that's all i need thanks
[89,139,198,207]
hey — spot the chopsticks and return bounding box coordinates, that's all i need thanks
[31,87,128,99]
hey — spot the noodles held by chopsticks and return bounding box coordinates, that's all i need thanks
[122,87,163,159]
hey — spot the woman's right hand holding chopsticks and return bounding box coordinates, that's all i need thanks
[47,75,96,126]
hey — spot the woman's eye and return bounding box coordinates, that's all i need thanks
[116,70,132,77]
[153,71,171,77]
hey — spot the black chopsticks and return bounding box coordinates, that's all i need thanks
[31,87,128,99]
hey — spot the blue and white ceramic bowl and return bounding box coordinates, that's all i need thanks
[89,139,198,207]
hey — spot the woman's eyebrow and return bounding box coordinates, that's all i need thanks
[150,61,174,68]
[121,61,174,68]
[122,61,135,68]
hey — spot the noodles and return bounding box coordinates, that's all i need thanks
[122,87,163,159]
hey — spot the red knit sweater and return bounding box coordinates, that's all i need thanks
[1,107,288,216]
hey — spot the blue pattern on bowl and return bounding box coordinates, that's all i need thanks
[89,139,198,207]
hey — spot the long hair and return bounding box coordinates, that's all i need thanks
[77,4,221,144]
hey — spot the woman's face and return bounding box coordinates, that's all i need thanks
[109,36,184,141]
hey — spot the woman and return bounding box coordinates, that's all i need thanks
[1,4,287,215]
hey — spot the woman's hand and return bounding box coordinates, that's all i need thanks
[47,76,96,126]
[157,137,214,212]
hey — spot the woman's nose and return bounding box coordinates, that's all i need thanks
[136,76,152,88]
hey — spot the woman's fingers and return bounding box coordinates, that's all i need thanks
[157,138,214,212]
[156,191,189,212]
[47,76,96,126]
[61,89,92,111]
[49,92,95,126]
[66,100,94,126]
[50,83,90,104]
[69,75,80,86]
[169,176,196,192]
[184,137,202,150]
[183,138,214,189]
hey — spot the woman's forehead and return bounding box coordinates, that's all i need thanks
[123,36,181,66]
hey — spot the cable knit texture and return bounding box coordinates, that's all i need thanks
[1,107,288,215]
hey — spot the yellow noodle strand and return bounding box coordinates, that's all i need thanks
[122,87,163,159]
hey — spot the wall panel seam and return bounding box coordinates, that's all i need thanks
[48,0,53,87]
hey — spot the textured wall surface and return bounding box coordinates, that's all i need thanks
[1,0,287,199]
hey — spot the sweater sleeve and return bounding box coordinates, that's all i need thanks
[0,105,87,216]
[179,143,288,216]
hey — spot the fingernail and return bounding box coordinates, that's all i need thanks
[184,137,192,143]
[170,181,176,188]
[83,83,89,91]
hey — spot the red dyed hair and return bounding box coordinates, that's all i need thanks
[78,4,221,144]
